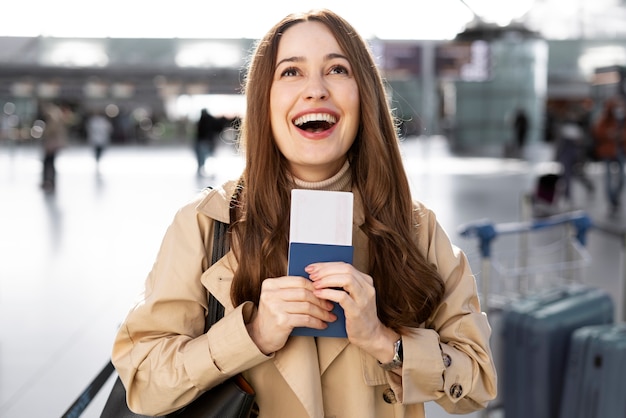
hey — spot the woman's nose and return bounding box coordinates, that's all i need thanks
[304,75,328,100]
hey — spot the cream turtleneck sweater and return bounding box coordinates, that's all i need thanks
[291,160,352,191]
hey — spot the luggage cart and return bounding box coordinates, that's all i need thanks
[457,211,610,418]
[458,210,593,313]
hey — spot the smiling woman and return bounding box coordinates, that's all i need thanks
[110,8,496,418]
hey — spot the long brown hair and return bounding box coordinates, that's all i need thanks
[230,9,445,332]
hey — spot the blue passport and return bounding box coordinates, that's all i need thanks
[288,242,353,338]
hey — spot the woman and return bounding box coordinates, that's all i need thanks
[112,9,497,417]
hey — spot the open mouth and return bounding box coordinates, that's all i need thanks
[293,113,337,133]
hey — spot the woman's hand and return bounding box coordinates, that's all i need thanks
[305,262,401,364]
[247,276,337,354]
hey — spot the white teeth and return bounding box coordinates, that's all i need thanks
[294,113,337,126]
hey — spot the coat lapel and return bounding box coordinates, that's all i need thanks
[317,337,350,375]
[271,337,349,417]
[273,337,325,418]
[202,252,237,312]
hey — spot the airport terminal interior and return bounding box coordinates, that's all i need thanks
[2,0,626,417]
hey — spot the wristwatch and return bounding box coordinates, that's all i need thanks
[378,338,403,371]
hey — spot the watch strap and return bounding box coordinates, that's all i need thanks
[378,338,403,371]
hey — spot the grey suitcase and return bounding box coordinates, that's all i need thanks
[502,284,614,418]
[560,323,626,418]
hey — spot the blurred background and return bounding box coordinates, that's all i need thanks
[2,0,626,417]
[1,0,625,156]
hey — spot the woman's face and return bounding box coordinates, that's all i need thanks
[270,21,360,182]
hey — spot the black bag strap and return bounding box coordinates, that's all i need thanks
[207,219,229,328]
[61,361,115,418]
[61,220,229,418]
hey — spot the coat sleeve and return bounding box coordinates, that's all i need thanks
[388,204,497,413]
[110,196,268,416]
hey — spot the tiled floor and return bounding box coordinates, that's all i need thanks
[1,136,624,417]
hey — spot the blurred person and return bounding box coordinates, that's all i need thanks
[85,111,113,169]
[40,102,68,192]
[111,9,496,417]
[592,96,626,214]
[513,107,529,154]
[194,108,223,176]
[554,113,594,206]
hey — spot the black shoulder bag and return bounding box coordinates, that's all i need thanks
[62,220,257,418]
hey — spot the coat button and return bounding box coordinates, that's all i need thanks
[383,387,397,404]
[449,383,463,398]
[442,353,452,367]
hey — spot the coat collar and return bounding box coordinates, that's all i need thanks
[195,180,238,223]
[195,179,366,228]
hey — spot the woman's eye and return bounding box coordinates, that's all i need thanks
[329,64,349,75]
[280,67,299,77]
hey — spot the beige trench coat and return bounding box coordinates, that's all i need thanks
[112,180,497,417]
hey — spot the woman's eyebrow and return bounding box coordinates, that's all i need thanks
[326,52,348,61]
[276,56,303,67]
[276,53,349,68]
